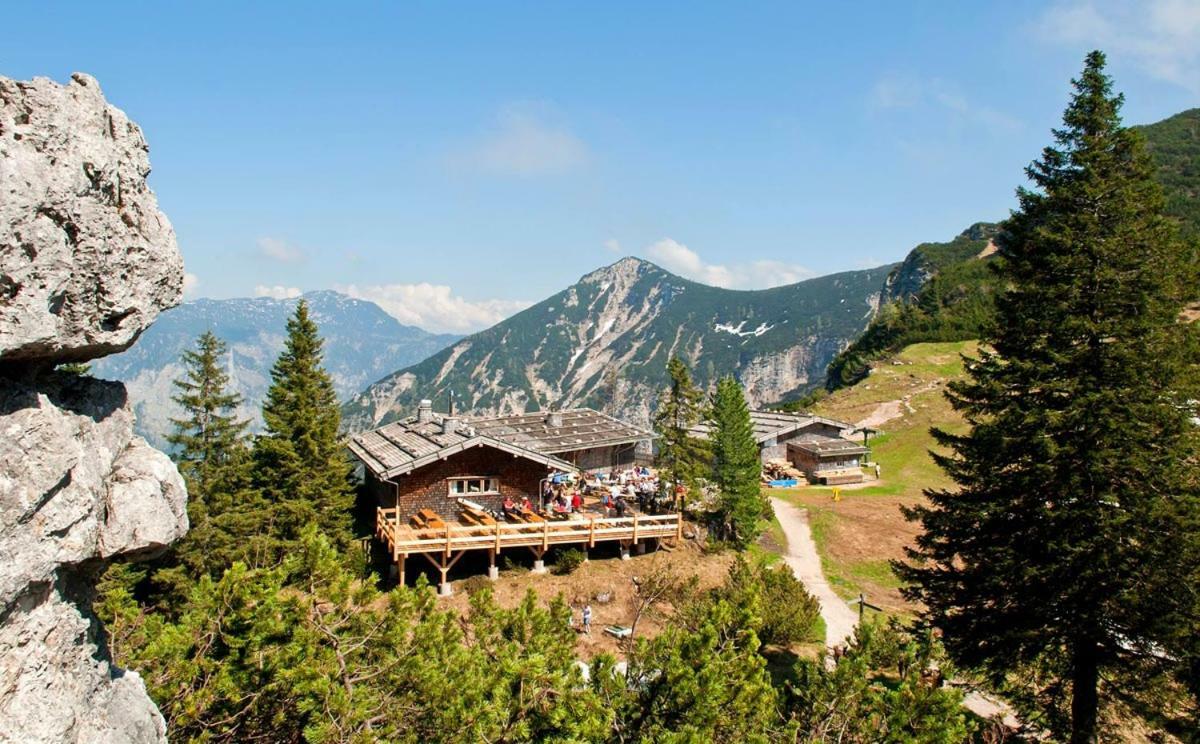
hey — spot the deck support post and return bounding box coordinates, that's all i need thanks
[635,541,646,555]
[582,547,589,563]
[488,549,499,580]
[529,546,547,574]
[620,541,631,561]
[422,551,464,597]
[397,554,406,586]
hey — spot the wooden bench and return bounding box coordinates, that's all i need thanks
[460,507,496,526]
[410,508,446,532]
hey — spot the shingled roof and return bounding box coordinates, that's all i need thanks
[788,437,870,456]
[348,415,576,481]
[470,408,654,454]
[689,410,854,445]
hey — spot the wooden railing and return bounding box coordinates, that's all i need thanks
[376,507,681,557]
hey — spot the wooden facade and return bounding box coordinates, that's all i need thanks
[787,437,870,484]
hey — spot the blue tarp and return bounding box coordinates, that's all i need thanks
[767,479,799,488]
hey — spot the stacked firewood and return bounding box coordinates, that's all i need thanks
[762,459,803,481]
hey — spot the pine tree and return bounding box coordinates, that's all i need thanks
[253,299,355,552]
[897,51,1200,742]
[708,375,766,548]
[653,356,711,505]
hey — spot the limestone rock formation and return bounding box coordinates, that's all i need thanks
[0,72,182,363]
[0,73,187,743]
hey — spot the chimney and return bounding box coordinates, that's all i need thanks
[417,399,433,423]
[545,411,564,428]
[442,416,460,435]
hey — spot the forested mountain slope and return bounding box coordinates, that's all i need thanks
[343,257,894,431]
[824,107,1200,390]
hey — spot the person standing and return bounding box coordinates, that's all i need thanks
[582,603,592,635]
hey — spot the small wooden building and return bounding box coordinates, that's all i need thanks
[787,437,870,484]
[690,409,855,463]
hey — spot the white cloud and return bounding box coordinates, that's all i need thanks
[336,282,532,334]
[257,237,305,263]
[869,74,922,110]
[643,238,814,290]
[603,238,622,253]
[869,74,1022,133]
[255,284,303,300]
[450,104,589,176]
[182,272,200,297]
[1035,0,1200,93]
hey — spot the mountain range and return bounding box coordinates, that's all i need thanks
[91,290,460,449]
[341,257,898,432]
[101,108,1198,445]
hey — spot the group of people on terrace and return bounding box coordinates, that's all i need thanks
[493,466,670,523]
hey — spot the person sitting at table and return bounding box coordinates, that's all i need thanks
[614,493,628,518]
[520,495,534,514]
[570,490,583,513]
[502,494,516,519]
[552,494,569,516]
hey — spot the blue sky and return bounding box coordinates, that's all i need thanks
[4,1,1198,332]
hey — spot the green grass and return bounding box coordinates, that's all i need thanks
[765,341,976,616]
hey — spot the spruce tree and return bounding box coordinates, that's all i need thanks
[167,331,249,503]
[253,299,355,552]
[897,51,1200,741]
[160,331,260,592]
[708,375,766,548]
[653,356,711,506]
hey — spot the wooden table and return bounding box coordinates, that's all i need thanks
[460,506,496,526]
[411,508,446,531]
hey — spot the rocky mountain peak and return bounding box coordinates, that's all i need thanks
[1,73,187,742]
[579,255,660,286]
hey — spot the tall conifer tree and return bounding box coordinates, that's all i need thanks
[708,376,766,548]
[653,356,711,505]
[168,331,249,500]
[162,331,259,593]
[898,52,1200,741]
[253,299,355,551]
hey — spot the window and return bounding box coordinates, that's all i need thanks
[448,477,499,496]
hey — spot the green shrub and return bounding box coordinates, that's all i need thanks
[554,548,585,575]
[758,563,821,647]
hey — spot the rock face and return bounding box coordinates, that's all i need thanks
[0,74,187,743]
[0,73,183,364]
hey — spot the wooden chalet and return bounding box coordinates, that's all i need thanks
[787,437,871,484]
[690,409,856,462]
[348,401,676,595]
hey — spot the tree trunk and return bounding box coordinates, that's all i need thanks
[1070,641,1100,744]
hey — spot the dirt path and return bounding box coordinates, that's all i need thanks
[770,497,859,649]
[770,496,1025,732]
[855,399,904,430]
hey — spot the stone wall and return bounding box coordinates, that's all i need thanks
[0,73,186,743]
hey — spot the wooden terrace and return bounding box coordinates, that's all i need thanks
[376,506,683,591]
